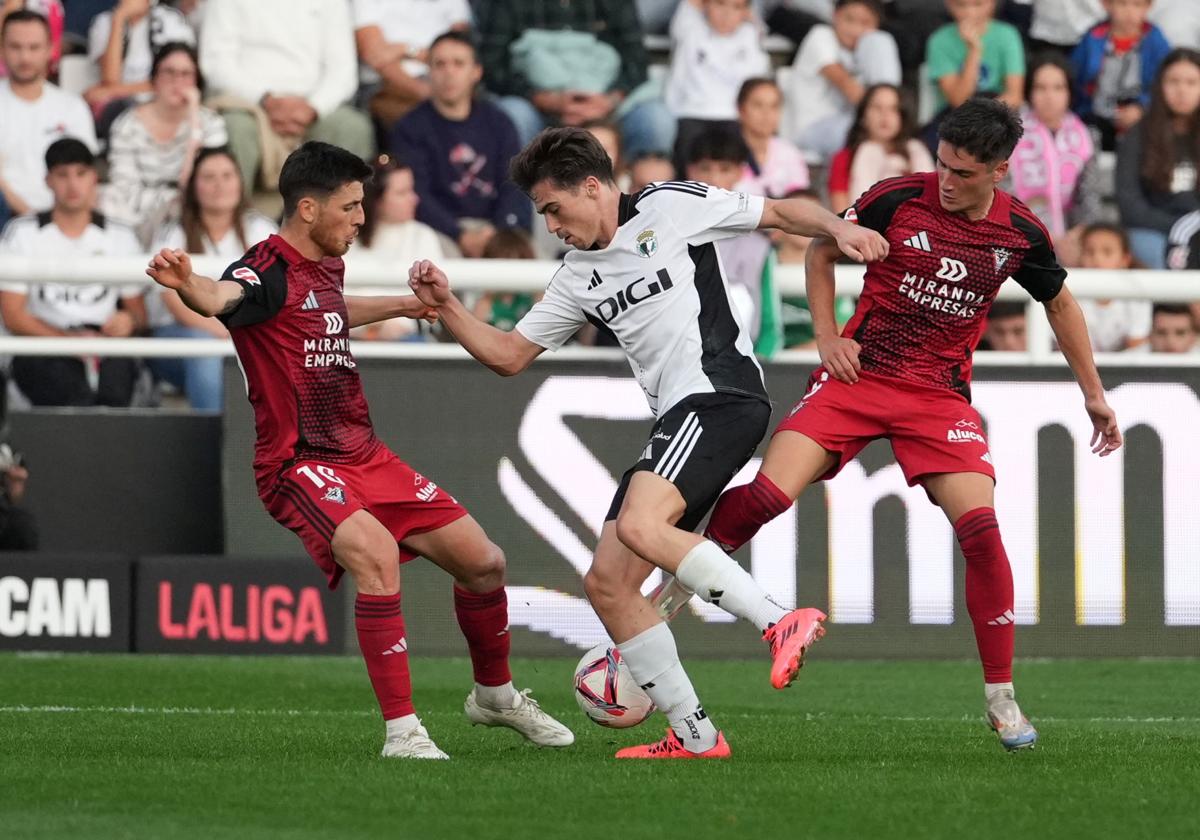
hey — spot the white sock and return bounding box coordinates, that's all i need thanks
[675,540,789,631]
[985,681,1015,701]
[385,714,421,738]
[619,622,718,752]
[474,681,518,709]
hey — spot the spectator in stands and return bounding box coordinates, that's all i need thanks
[101,43,226,238]
[584,121,626,189]
[0,10,96,217]
[1071,0,1171,151]
[827,83,932,211]
[357,155,449,265]
[979,300,1027,351]
[1116,48,1200,269]
[1027,0,1103,58]
[472,227,537,332]
[0,441,36,550]
[666,0,770,172]
[685,128,781,353]
[1009,54,1102,267]
[481,0,676,160]
[1147,303,1198,352]
[1166,209,1200,270]
[735,77,810,199]
[0,139,146,407]
[0,0,63,78]
[787,0,901,160]
[629,152,675,192]
[352,0,471,128]
[199,0,373,198]
[391,31,528,258]
[148,147,275,410]
[926,0,1025,115]
[1075,222,1151,351]
[84,0,195,130]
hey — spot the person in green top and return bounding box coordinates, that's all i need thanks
[926,0,1026,113]
[471,228,538,332]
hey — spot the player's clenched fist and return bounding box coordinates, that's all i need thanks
[145,248,193,289]
[834,221,889,263]
[408,260,451,307]
[817,334,862,384]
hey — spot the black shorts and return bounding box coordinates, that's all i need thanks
[605,392,771,532]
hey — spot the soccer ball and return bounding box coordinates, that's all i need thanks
[573,643,655,728]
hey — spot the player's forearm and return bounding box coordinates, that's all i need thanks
[344,294,423,329]
[806,239,842,338]
[176,274,231,318]
[767,198,847,240]
[438,294,526,375]
[1046,292,1106,400]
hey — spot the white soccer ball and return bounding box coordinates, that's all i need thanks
[573,643,656,728]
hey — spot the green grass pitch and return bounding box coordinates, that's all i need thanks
[2,654,1197,839]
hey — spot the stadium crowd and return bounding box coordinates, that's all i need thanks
[0,0,1198,411]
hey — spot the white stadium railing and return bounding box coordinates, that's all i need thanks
[0,257,1197,366]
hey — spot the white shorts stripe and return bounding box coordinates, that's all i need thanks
[660,417,703,482]
[654,412,697,474]
[664,420,704,483]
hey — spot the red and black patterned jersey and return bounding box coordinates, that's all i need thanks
[841,171,1065,399]
[217,234,380,485]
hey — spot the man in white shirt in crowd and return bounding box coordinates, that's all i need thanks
[0,138,146,407]
[0,9,97,220]
[199,0,374,197]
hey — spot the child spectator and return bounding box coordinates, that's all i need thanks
[827,83,933,211]
[102,43,226,239]
[979,301,1028,351]
[666,0,769,172]
[1071,0,1172,150]
[771,186,857,349]
[1147,303,1198,353]
[1076,222,1151,351]
[926,0,1025,114]
[735,77,810,199]
[1116,48,1200,269]
[629,152,676,192]
[148,147,276,410]
[787,0,900,160]
[1009,54,1102,266]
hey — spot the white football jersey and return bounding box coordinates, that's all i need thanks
[516,182,768,415]
[0,212,145,331]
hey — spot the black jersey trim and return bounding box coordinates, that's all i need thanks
[687,242,768,404]
[635,180,709,205]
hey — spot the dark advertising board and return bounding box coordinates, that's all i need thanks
[135,556,345,654]
[0,554,132,652]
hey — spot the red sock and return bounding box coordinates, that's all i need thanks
[453,585,512,687]
[354,592,414,720]
[956,507,1015,683]
[703,472,793,552]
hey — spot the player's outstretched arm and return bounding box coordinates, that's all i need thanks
[408,259,544,376]
[145,249,244,318]
[807,236,861,383]
[1043,287,1123,456]
[344,294,438,328]
[759,197,889,263]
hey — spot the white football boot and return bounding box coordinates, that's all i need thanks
[381,723,450,759]
[465,687,575,747]
[986,689,1038,751]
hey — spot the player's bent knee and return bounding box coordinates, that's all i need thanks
[331,515,400,594]
[583,563,639,610]
[464,541,506,590]
[613,511,656,558]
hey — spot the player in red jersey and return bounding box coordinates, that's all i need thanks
[702,99,1124,751]
[146,142,572,759]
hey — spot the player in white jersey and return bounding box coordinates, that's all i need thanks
[409,127,888,759]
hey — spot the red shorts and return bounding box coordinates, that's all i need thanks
[775,369,995,492]
[260,447,468,589]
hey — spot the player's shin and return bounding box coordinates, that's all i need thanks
[354,592,416,723]
[674,539,789,631]
[703,472,793,552]
[955,507,1016,687]
[618,621,718,752]
[453,584,516,707]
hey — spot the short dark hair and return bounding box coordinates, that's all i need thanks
[1,9,50,39]
[1152,303,1195,323]
[509,127,615,194]
[429,29,477,60]
[937,97,1024,165]
[686,128,749,167]
[151,42,205,93]
[736,77,778,108]
[835,0,884,19]
[279,141,373,218]
[45,137,95,170]
[1024,52,1073,106]
[987,301,1026,321]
